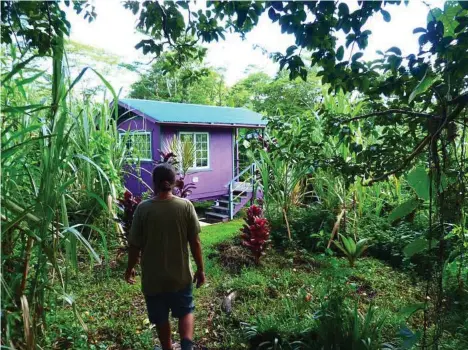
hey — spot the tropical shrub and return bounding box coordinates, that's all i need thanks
[240,205,270,265]
[253,148,311,241]
[310,298,386,350]
[358,216,443,278]
[242,285,388,350]
[333,234,369,267]
[162,135,195,178]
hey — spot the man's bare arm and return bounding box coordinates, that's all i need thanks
[188,235,205,288]
[125,244,140,284]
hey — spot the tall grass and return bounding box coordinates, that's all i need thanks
[1,41,127,348]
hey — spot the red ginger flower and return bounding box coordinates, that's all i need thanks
[240,204,270,265]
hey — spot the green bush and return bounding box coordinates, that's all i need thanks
[359,217,417,268]
[243,284,388,350]
[307,295,386,350]
[268,205,335,251]
[193,200,214,216]
[358,215,440,276]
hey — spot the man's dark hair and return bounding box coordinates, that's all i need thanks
[152,163,176,192]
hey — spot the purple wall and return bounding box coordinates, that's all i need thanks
[161,126,234,201]
[119,117,159,196]
[118,116,235,201]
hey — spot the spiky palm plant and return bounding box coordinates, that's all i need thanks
[333,234,369,267]
[163,135,195,177]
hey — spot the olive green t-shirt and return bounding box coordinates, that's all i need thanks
[128,196,200,295]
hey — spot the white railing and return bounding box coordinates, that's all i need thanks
[227,163,256,220]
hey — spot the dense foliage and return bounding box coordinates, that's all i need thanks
[1,41,126,347]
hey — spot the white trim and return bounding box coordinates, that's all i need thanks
[178,131,210,170]
[119,130,153,162]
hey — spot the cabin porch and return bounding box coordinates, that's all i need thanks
[202,163,257,223]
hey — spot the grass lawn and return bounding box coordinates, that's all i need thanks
[45,220,429,349]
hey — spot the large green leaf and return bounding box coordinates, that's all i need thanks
[386,46,402,55]
[355,239,369,256]
[430,2,464,36]
[407,166,430,200]
[403,238,427,257]
[399,326,422,349]
[336,46,344,60]
[388,198,420,222]
[1,54,39,83]
[409,72,439,103]
[16,70,46,86]
[403,238,437,257]
[61,225,101,264]
[339,234,355,255]
[333,241,348,256]
[398,303,426,317]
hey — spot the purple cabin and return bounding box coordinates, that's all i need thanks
[117,98,266,222]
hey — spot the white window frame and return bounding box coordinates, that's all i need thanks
[179,131,210,170]
[119,131,152,161]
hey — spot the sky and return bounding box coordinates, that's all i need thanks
[65,0,444,96]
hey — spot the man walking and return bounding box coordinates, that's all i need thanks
[125,163,205,350]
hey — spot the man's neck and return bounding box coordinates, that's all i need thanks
[156,191,173,200]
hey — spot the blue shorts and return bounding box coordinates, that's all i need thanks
[144,285,195,325]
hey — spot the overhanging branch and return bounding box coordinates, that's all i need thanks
[447,100,468,123]
[447,92,468,107]
[365,134,431,185]
[342,109,439,123]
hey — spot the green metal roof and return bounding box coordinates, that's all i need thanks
[119,98,266,127]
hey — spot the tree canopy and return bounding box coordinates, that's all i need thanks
[122,0,468,180]
[228,68,322,117]
[129,48,227,105]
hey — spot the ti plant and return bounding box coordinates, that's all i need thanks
[116,190,141,246]
[240,205,270,265]
[173,178,196,198]
[333,234,369,267]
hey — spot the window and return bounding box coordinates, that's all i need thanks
[120,131,152,160]
[179,132,210,169]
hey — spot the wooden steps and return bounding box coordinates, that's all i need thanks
[205,192,251,223]
[204,211,229,223]
[204,165,256,223]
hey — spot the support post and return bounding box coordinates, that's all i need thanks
[250,163,256,206]
[235,128,240,177]
[228,181,234,220]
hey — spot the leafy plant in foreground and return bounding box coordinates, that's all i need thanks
[312,296,386,350]
[240,205,270,265]
[333,234,369,267]
[1,41,121,347]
